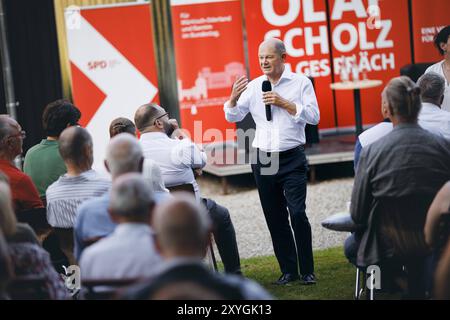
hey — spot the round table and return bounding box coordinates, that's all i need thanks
[330,79,383,136]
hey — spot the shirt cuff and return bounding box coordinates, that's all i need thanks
[223,101,240,115]
[291,103,304,122]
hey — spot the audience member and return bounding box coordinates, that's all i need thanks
[0,115,43,212]
[74,133,144,260]
[109,117,136,138]
[0,180,69,299]
[346,77,450,296]
[425,181,450,248]
[79,173,161,280]
[417,72,450,139]
[23,99,81,198]
[425,25,450,112]
[46,127,110,264]
[121,194,271,300]
[135,103,241,274]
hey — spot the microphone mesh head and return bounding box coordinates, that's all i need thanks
[262,80,271,92]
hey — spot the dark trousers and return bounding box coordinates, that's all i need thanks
[251,145,314,276]
[202,198,241,274]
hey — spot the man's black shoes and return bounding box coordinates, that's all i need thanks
[301,273,317,285]
[274,273,299,285]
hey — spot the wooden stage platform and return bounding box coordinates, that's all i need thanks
[203,135,356,194]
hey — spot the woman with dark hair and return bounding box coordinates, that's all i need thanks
[425,25,450,112]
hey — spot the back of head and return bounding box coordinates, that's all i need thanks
[0,115,15,144]
[153,193,211,257]
[58,126,93,168]
[384,76,422,122]
[0,181,17,238]
[417,72,445,104]
[42,99,81,138]
[109,173,154,221]
[134,103,164,133]
[434,25,450,56]
[109,117,136,138]
[106,133,143,178]
[142,158,168,193]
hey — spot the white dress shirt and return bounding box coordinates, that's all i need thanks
[79,223,162,280]
[418,102,450,140]
[425,61,450,112]
[224,68,320,152]
[139,132,207,199]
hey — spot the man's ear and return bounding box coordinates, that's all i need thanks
[281,53,287,62]
[104,160,110,173]
[108,208,119,223]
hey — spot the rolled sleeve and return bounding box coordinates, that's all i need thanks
[291,79,320,125]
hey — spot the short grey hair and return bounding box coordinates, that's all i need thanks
[109,173,154,218]
[417,72,446,101]
[153,193,211,254]
[0,115,14,143]
[105,133,143,177]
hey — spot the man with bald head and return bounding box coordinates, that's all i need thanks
[121,193,271,300]
[74,133,145,260]
[224,38,320,285]
[46,127,110,263]
[0,115,43,212]
[79,173,161,280]
[135,103,242,275]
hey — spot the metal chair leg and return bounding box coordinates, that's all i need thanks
[355,268,361,300]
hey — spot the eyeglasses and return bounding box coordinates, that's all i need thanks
[8,130,26,139]
[153,112,169,125]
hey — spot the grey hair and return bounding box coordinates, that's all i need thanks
[274,39,286,56]
[142,158,169,193]
[384,76,422,122]
[109,173,154,218]
[0,115,13,143]
[417,72,446,101]
[105,133,143,177]
[153,193,211,254]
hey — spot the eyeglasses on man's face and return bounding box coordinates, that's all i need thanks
[153,112,169,125]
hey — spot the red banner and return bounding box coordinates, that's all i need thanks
[411,0,450,63]
[244,0,336,130]
[171,0,246,143]
[329,0,412,128]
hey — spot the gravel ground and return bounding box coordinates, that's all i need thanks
[198,175,354,259]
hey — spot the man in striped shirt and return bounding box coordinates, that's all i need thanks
[46,127,110,263]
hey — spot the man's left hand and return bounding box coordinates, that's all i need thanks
[262,91,297,115]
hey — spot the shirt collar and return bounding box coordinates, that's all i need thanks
[264,65,293,86]
[140,132,169,141]
[114,223,153,235]
[422,102,441,111]
[40,139,59,145]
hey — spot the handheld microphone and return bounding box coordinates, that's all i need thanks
[262,80,272,121]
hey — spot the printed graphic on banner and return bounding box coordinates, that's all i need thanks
[244,0,336,130]
[171,0,246,143]
[329,0,412,129]
[411,0,450,63]
[65,4,159,172]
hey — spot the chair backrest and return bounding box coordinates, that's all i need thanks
[7,275,49,300]
[167,183,195,195]
[377,195,434,259]
[15,207,51,236]
[400,63,434,82]
[81,278,140,300]
[53,228,76,265]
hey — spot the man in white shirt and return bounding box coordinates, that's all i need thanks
[134,103,206,199]
[79,173,162,280]
[224,38,320,285]
[134,104,242,274]
[417,72,450,140]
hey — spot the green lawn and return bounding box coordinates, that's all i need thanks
[239,246,356,300]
